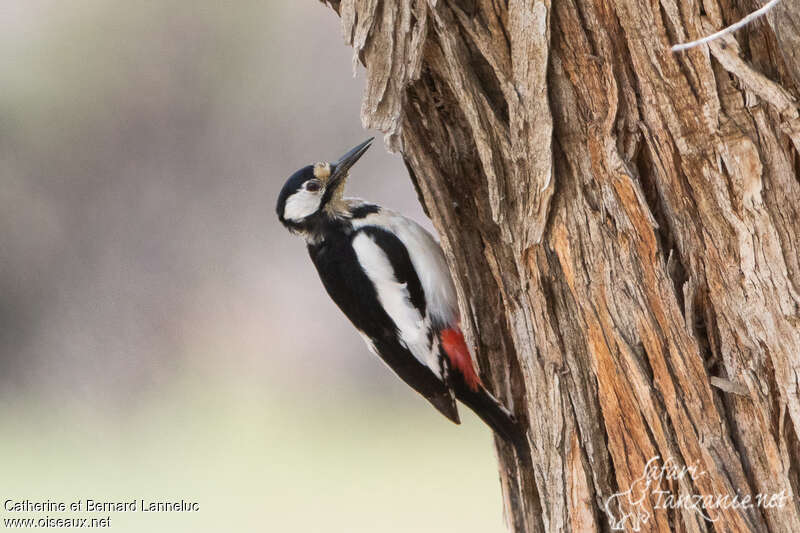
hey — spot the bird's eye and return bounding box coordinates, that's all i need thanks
[306,181,321,192]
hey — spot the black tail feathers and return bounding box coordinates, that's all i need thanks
[454,382,531,462]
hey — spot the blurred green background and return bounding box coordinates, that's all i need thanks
[0,2,505,531]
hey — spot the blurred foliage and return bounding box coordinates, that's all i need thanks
[0,2,504,531]
[1,376,504,532]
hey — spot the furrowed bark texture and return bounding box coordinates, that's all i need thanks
[319,0,800,531]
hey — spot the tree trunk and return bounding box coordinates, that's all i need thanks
[319,1,800,531]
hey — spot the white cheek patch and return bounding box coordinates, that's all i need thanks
[283,189,322,221]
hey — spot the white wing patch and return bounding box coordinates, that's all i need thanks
[351,205,459,328]
[352,231,441,377]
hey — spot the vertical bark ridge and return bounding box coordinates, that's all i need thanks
[318,0,800,530]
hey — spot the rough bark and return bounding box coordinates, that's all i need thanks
[319,0,800,531]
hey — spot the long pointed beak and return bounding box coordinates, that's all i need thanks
[327,137,374,190]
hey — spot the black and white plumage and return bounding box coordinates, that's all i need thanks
[276,138,528,456]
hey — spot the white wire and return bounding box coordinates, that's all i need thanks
[671,0,782,52]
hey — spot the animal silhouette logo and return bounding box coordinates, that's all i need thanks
[604,469,655,531]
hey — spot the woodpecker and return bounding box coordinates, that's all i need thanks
[276,138,528,456]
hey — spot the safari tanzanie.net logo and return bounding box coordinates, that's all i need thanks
[603,456,788,531]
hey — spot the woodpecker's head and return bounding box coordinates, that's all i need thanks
[277,138,374,233]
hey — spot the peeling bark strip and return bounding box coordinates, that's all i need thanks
[318,0,800,531]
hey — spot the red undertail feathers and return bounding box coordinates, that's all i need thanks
[441,327,481,392]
